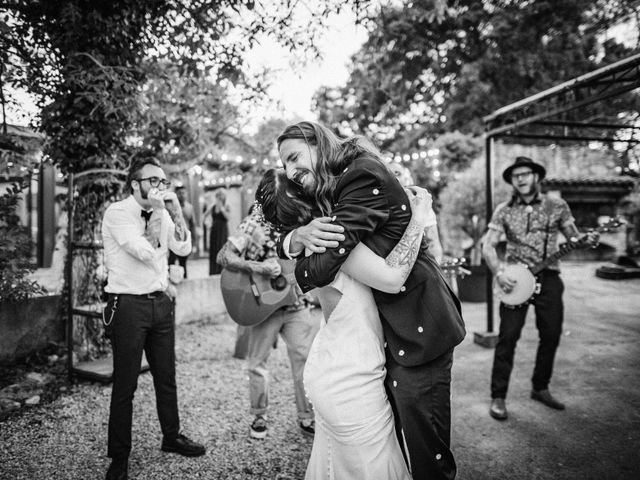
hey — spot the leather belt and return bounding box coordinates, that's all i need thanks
[115,291,165,299]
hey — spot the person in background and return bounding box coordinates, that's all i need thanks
[206,189,230,275]
[483,156,599,421]
[101,151,205,480]
[168,185,195,278]
[387,162,444,264]
[216,175,318,441]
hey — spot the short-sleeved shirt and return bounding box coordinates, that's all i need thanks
[488,193,575,271]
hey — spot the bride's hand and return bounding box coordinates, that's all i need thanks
[404,186,433,227]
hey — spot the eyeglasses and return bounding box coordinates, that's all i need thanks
[512,171,534,181]
[136,177,171,188]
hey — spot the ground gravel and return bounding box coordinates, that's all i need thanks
[0,310,322,480]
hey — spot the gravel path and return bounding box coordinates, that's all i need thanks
[0,310,320,480]
[2,262,640,480]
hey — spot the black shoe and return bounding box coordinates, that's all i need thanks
[161,433,206,457]
[299,418,315,438]
[105,459,128,480]
[531,389,565,410]
[489,398,508,420]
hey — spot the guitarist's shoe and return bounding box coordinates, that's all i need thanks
[250,415,268,439]
[489,398,508,420]
[531,389,565,410]
[299,418,315,438]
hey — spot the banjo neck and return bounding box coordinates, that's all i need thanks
[528,219,621,276]
[529,240,582,276]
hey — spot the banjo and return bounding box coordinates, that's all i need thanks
[496,217,622,308]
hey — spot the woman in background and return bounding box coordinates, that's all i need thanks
[206,189,230,275]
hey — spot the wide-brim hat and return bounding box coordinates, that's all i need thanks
[502,156,546,183]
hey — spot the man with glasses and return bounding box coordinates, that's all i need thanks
[102,151,205,480]
[482,156,599,421]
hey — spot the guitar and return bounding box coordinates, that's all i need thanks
[496,217,623,308]
[220,258,299,327]
[441,257,472,278]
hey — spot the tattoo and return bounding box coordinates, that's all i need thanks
[217,241,265,274]
[165,202,188,241]
[385,219,424,278]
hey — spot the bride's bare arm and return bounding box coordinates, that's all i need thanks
[340,187,431,293]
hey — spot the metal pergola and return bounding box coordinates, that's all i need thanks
[480,52,640,340]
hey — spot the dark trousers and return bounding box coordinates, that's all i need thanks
[385,348,455,480]
[105,293,180,460]
[168,251,188,278]
[491,271,564,399]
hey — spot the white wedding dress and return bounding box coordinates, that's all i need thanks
[303,272,411,480]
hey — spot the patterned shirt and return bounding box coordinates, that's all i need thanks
[488,193,575,271]
[228,212,307,310]
[228,212,280,262]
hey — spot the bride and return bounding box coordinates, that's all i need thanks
[257,168,433,480]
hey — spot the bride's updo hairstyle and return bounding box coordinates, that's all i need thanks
[255,168,316,231]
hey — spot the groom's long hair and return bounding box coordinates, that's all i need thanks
[276,121,385,216]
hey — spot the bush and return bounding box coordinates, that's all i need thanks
[0,182,43,303]
[439,157,510,264]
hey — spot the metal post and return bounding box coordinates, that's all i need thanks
[485,136,494,333]
[66,173,74,382]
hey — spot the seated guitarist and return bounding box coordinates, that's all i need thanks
[216,178,318,441]
[482,156,599,421]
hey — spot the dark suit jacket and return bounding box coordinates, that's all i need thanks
[279,155,466,366]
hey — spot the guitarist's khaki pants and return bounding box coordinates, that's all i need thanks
[247,306,319,421]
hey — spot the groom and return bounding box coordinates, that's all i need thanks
[275,121,465,480]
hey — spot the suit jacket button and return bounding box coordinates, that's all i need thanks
[401,204,407,211]
[398,350,405,356]
[304,270,308,277]
[400,286,406,292]
[393,380,397,387]
[338,248,346,254]
[372,188,380,195]
[436,454,442,460]
[418,326,424,333]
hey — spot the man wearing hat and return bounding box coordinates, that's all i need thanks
[482,156,599,420]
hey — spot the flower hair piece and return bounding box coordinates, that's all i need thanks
[252,198,285,232]
[252,200,266,223]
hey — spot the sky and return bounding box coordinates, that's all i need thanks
[239,10,367,131]
[4,10,367,131]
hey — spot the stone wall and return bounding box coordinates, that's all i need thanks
[0,275,228,365]
[0,295,64,364]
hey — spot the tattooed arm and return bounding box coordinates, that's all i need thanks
[340,187,432,294]
[163,192,188,242]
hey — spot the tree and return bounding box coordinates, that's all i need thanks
[315,0,639,147]
[438,156,511,264]
[0,0,366,358]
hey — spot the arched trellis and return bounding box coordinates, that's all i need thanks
[65,168,149,381]
[477,53,640,345]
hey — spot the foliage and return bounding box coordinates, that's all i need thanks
[408,131,482,197]
[314,0,639,147]
[0,181,43,303]
[137,61,241,173]
[439,157,510,264]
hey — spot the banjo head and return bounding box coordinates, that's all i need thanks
[495,264,538,306]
